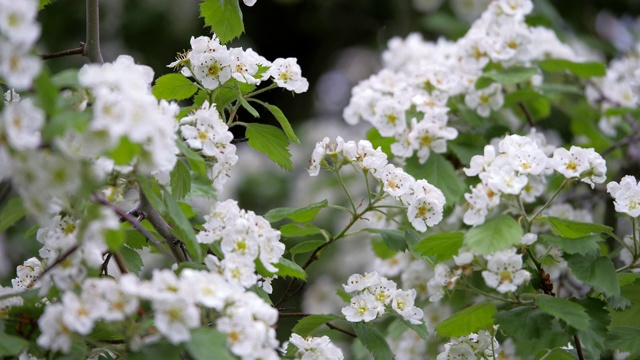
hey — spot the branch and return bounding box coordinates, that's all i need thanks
[41,43,85,60]
[84,0,103,63]
[93,193,175,260]
[28,245,79,288]
[137,184,189,263]
[326,322,356,338]
[518,102,535,127]
[113,252,129,274]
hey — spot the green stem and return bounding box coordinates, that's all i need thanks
[84,0,103,63]
[245,83,278,98]
[530,179,572,224]
[335,168,357,213]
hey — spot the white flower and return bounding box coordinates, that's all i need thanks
[552,146,606,188]
[152,298,200,344]
[0,0,40,45]
[2,98,44,150]
[521,232,538,245]
[464,83,504,117]
[607,175,640,217]
[61,292,97,335]
[391,289,424,324]
[308,137,330,176]
[482,248,530,293]
[268,57,309,93]
[378,163,414,198]
[288,334,344,360]
[37,304,73,353]
[427,263,460,302]
[342,292,383,322]
[406,179,446,232]
[343,272,380,293]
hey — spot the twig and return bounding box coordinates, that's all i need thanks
[278,312,310,317]
[41,43,85,60]
[28,245,80,288]
[93,193,175,260]
[573,334,585,360]
[84,0,103,63]
[231,137,248,144]
[101,253,112,276]
[113,252,129,274]
[137,184,189,263]
[326,322,356,338]
[518,102,535,127]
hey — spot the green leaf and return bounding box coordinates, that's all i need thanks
[536,83,584,96]
[109,136,141,165]
[239,96,260,117]
[170,160,191,200]
[164,189,202,263]
[608,327,640,354]
[39,0,51,10]
[435,302,497,337]
[275,258,307,280]
[178,201,198,219]
[189,172,217,199]
[279,223,323,238]
[246,123,292,171]
[537,348,576,360]
[264,199,328,223]
[41,110,91,142]
[618,273,640,286]
[397,316,428,339]
[494,306,554,340]
[463,215,522,255]
[119,246,143,275]
[539,234,603,255]
[124,229,148,249]
[129,341,183,360]
[371,238,397,259]
[176,140,207,176]
[0,332,28,356]
[50,68,80,88]
[186,327,235,360]
[412,231,464,263]
[366,128,394,157]
[610,280,640,328]
[565,252,619,297]
[199,0,244,44]
[257,102,299,143]
[542,217,613,239]
[137,176,167,214]
[538,59,606,78]
[476,67,539,88]
[405,153,466,206]
[365,229,407,252]
[289,240,325,255]
[152,73,198,101]
[291,314,341,337]
[574,297,610,359]
[34,70,59,115]
[535,295,589,331]
[352,322,394,360]
[105,229,125,251]
[604,106,640,118]
[0,196,27,233]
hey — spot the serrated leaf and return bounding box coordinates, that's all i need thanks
[124,229,149,249]
[188,172,217,199]
[109,136,141,165]
[542,217,613,239]
[256,101,299,143]
[164,189,202,263]
[152,73,198,101]
[405,154,465,206]
[371,238,397,259]
[199,0,244,44]
[264,199,328,223]
[129,341,183,360]
[535,295,589,331]
[178,202,197,219]
[39,0,51,10]
[398,316,428,339]
[289,240,325,255]
[119,246,143,275]
[105,229,125,251]
[538,59,606,78]
[239,96,259,117]
[352,322,394,360]
[574,297,610,359]
[565,252,619,297]
[186,327,235,360]
[618,273,640,287]
[463,215,522,255]
[610,280,640,328]
[275,258,306,280]
[476,67,539,88]
[435,303,497,337]
[365,229,407,252]
[0,332,28,356]
[0,196,26,233]
[246,123,292,171]
[608,327,640,354]
[412,231,464,263]
[170,160,191,200]
[279,223,323,238]
[291,314,341,337]
[366,128,394,157]
[539,234,603,255]
[538,348,576,360]
[494,306,554,340]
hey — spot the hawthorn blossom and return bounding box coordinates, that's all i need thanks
[288,334,344,360]
[607,175,640,217]
[464,83,504,117]
[482,248,530,293]
[268,57,309,93]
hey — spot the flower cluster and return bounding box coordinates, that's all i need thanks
[78,55,179,177]
[437,328,500,360]
[0,0,41,90]
[197,199,285,288]
[463,132,606,226]
[287,334,344,360]
[309,137,446,232]
[341,271,424,324]
[179,101,238,193]
[36,267,280,358]
[343,0,583,163]
[607,175,640,218]
[170,35,308,93]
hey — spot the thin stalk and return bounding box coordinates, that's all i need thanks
[530,179,572,224]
